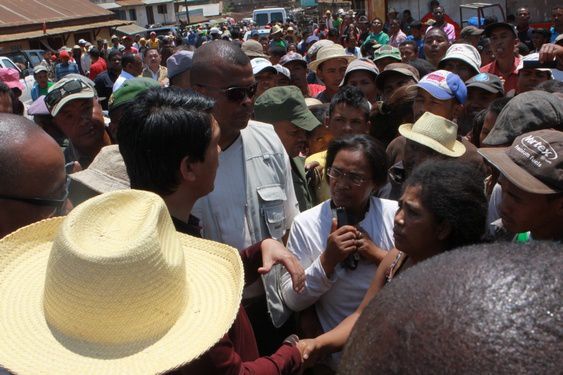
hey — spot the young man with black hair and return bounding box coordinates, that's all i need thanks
[118,87,307,374]
[479,129,563,243]
[305,86,371,203]
[94,50,122,110]
[88,47,107,80]
[480,22,520,93]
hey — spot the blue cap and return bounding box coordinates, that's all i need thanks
[417,70,467,104]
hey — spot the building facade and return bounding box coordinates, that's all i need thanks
[93,0,176,27]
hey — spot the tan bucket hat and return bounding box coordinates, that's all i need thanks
[399,112,466,157]
[70,145,129,194]
[241,39,267,58]
[308,44,356,73]
[0,190,244,374]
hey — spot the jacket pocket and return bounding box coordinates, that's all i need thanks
[257,184,287,240]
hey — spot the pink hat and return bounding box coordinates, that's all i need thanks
[0,68,24,91]
[59,50,70,59]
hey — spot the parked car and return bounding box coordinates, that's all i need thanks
[253,8,287,27]
[243,28,271,41]
[0,56,36,104]
[145,26,179,38]
[0,49,45,77]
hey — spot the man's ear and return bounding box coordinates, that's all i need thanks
[192,83,205,95]
[179,156,197,182]
[453,103,464,121]
[435,221,452,242]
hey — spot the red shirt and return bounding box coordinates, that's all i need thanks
[168,239,302,374]
[308,83,325,98]
[89,58,107,80]
[480,57,521,94]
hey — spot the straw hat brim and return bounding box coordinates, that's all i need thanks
[399,124,466,157]
[0,217,244,375]
[309,54,356,73]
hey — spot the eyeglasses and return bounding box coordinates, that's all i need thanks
[198,83,258,102]
[45,79,89,110]
[327,167,367,186]
[0,175,70,216]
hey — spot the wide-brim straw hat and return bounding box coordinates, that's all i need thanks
[0,190,244,374]
[398,112,466,157]
[308,45,356,73]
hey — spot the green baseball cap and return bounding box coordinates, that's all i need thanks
[108,77,160,112]
[254,86,320,131]
[373,45,401,62]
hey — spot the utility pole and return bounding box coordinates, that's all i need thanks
[184,0,191,24]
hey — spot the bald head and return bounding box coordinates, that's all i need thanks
[191,40,250,85]
[0,114,66,237]
[340,241,562,374]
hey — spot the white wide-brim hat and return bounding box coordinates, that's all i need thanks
[0,190,243,374]
[399,112,466,157]
[308,45,356,73]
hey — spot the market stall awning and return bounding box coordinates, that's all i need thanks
[115,23,148,35]
[0,19,133,43]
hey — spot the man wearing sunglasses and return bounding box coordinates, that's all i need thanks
[0,114,68,238]
[46,75,111,169]
[191,40,300,355]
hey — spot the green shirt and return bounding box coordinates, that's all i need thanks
[362,31,390,47]
[39,81,54,97]
[291,156,314,212]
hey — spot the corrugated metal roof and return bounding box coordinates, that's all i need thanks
[143,0,174,4]
[0,19,133,43]
[98,2,121,9]
[0,0,113,28]
[116,23,147,35]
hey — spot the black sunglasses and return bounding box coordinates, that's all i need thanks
[45,79,88,110]
[199,83,258,102]
[0,175,70,216]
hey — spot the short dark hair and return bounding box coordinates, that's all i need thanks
[121,53,137,68]
[145,47,160,55]
[340,240,562,374]
[405,159,487,249]
[269,45,287,57]
[0,82,10,95]
[470,108,487,147]
[88,47,100,59]
[408,58,436,77]
[424,27,448,41]
[399,40,417,49]
[488,96,511,116]
[328,28,339,37]
[410,20,422,29]
[531,28,550,39]
[107,50,122,61]
[328,86,371,121]
[118,87,215,196]
[326,134,388,187]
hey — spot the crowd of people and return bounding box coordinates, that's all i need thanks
[0,1,561,374]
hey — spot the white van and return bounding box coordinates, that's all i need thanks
[253,8,287,26]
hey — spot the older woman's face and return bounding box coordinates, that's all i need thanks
[329,148,376,216]
[393,185,442,258]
